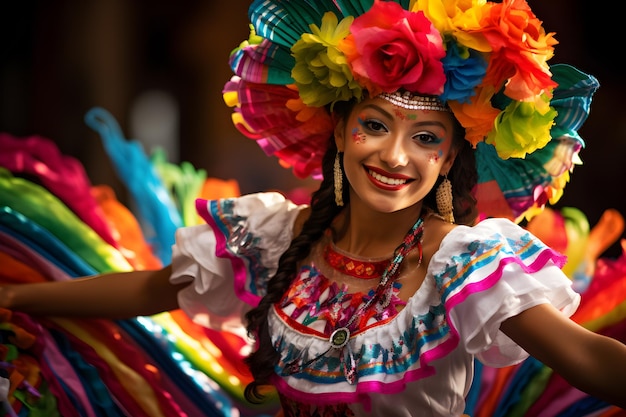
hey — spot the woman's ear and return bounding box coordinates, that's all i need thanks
[441,146,459,175]
[334,116,345,152]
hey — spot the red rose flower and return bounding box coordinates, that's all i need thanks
[339,0,446,97]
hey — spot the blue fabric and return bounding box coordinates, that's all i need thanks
[84,107,182,264]
[0,211,96,277]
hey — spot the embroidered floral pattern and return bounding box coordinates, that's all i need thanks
[433,230,550,299]
[271,264,451,385]
[280,265,405,334]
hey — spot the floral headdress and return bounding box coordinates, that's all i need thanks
[222,0,599,222]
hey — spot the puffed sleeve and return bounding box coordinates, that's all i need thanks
[169,192,305,336]
[429,218,580,367]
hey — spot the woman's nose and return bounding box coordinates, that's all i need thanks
[380,135,409,168]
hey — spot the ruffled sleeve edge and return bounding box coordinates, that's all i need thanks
[196,198,261,307]
[194,193,304,307]
[431,218,579,366]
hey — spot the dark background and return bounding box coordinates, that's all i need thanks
[1,0,625,258]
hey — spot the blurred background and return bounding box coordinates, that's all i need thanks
[1,0,625,257]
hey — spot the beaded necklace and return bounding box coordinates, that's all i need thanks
[323,239,390,279]
[284,216,425,384]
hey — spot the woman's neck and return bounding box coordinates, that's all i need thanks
[330,202,423,258]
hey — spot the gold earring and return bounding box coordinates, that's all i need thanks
[334,152,344,207]
[436,175,454,223]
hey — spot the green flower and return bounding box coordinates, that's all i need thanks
[486,96,557,159]
[291,12,362,108]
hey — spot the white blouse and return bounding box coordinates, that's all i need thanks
[170,192,580,416]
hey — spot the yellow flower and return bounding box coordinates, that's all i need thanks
[411,0,493,53]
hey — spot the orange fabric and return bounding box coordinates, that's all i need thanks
[168,309,253,384]
[0,253,47,284]
[91,185,162,270]
[475,365,516,417]
[598,407,626,416]
[199,178,241,200]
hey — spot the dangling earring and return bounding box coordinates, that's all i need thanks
[436,174,454,223]
[334,152,344,207]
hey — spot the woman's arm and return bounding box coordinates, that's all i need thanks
[0,265,186,319]
[501,303,626,408]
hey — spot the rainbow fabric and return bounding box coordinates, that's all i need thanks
[1,108,625,416]
[0,108,277,417]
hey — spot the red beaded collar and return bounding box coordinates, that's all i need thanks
[323,242,391,280]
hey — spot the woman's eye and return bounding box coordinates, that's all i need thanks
[364,120,387,133]
[413,132,439,144]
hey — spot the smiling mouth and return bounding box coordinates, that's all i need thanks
[365,167,413,190]
[368,169,408,185]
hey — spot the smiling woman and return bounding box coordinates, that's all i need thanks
[1,0,626,416]
[334,96,461,217]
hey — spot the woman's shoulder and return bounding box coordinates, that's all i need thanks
[186,191,310,268]
[427,216,565,281]
[432,217,525,249]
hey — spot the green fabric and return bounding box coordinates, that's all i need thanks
[0,168,131,273]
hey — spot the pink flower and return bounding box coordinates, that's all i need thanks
[339,0,446,97]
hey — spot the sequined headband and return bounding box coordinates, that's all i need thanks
[377,92,451,112]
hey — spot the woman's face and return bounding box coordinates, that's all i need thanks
[335,95,458,214]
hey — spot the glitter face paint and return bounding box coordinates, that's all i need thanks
[352,115,368,143]
[392,108,417,121]
[429,150,444,164]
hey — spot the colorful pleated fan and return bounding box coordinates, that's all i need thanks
[223,78,333,179]
[0,112,279,417]
[225,0,414,179]
[475,64,599,222]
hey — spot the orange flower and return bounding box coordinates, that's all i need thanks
[476,0,558,101]
[448,85,500,147]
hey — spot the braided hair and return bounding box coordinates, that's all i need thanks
[243,137,345,402]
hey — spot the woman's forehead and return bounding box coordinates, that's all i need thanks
[352,97,455,125]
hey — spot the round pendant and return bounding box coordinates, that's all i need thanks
[330,327,350,349]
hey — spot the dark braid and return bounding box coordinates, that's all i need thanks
[449,135,478,225]
[243,139,344,403]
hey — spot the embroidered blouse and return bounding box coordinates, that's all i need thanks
[170,192,580,417]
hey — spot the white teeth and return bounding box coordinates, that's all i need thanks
[368,170,407,186]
